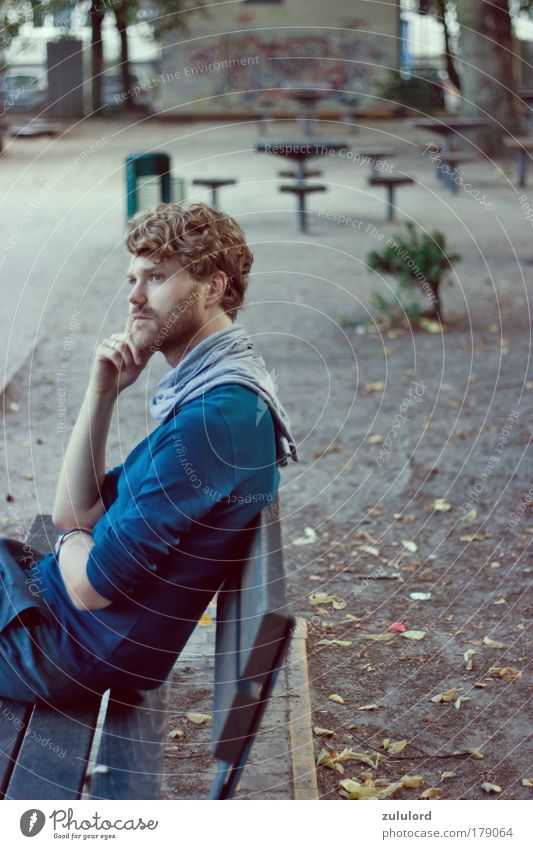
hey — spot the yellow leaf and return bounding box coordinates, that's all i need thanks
[198,612,213,626]
[401,539,418,553]
[362,632,396,642]
[434,498,452,512]
[335,749,380,768]
[419,317,441,333]
[388,739,408,755]
[421,787,442,799]
[293,527,318,546]
[464,747,484,759]
[313,726,335,737]
[316,639,352,647]
[454,696,471,710]
[401,630,426,640]
[521,778,533,787]
[440,772,456,780]
[488,666,522,682]
[431,687,459,703]
[329,693,345,704]
[186,712,211,725]
[359,543,380,557]
[364,381,385,393]
[483,636,505,648]
[316,748,344,773]
[357,703,380,711]
[401,775,426,789]
[464,649,476,670]
[382,738,390,750]
[368,434,384,444]
[462,508,478,522]
[309,592,342,606]
[167,728,184,739]
[339,778,403,800]
[481,782,501,794]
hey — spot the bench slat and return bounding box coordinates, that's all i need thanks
[89,683,170,800]
[0,701,32,798]
[6,700,100,799]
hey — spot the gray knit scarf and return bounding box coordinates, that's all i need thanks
[150,322,298,467]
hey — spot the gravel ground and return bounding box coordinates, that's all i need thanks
[1,117,531,800]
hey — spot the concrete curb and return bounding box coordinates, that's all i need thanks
[286,618,319,800]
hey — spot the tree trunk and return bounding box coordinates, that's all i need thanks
[455,0,524,155]
[437,0,461,92]
[90,2,105,114]
[114,3,134,112]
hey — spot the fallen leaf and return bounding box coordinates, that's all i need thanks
[464,747,484,759]
[462,509,478,522]
[316,748,344,773]
[400,774,426,789]
[454,696,471,710]
[481,782,501,794]
[473,682,487,688]
[362,632,396,642]
[433,498,452,512]
[357,703,380,711]
[363,381,385,394]
[387,739,408,755]
[419,317,441,333]
[198,612,213,626]
[309,592,344,606]
[464,649,476,671]
[521,778,533,787]
[336,749,382,768]
[293,527,317,546]
[401,630,426,640]
[483,636,505,648]
[431,687,459,703]
[368,434,384,444]
[186,712,211,725]
[488,666,522,682]
[9,401,20,412]
[409,591,432,601]
[313,726,335,737]
[167,728,184,739]
[421,787,442,799]
[401,540,418,553]
[316,639,353,647]
[359,543,380,557]
[493,597,506,605]
[440,771,456,780]
[338,777,403,800]
[389,621,407,633]
[329,694,345,705]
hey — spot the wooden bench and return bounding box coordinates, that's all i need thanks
[368,174,414,222]
[0,496,294,800]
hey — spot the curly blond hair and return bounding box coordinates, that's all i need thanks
[125,202,253,321]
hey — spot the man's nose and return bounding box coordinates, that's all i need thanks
[128,279,148,305]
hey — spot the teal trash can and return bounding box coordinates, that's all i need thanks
[126,152,175,220]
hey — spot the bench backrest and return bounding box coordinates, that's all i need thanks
[210,494,294,798]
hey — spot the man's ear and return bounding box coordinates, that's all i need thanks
[206,271,228,304]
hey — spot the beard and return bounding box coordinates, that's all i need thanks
[131,281,205,358]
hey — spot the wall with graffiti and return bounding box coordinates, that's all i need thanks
[157,1,399,115]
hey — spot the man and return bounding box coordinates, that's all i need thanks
[0,201,297,705]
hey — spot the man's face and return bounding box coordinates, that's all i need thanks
[126,254,205,360]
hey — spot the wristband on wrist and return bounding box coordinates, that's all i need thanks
[54,528,93,558]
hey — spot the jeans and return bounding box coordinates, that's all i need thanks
[0,537,104,706]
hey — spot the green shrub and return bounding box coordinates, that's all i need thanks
[365,222,461,325]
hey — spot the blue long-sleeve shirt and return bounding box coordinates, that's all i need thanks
[37,384,281,690]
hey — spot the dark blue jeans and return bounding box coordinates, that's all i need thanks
[0,538,103,705]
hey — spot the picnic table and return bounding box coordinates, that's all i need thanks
[409,116,491,153]
[281,84,333,135]
[256,139,346,232]
[256,139,345,181]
